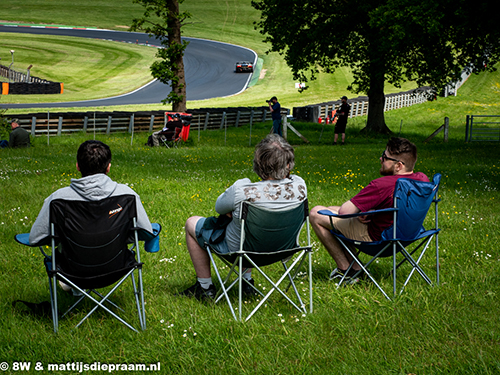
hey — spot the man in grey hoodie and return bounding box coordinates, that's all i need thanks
[29,140,153,245]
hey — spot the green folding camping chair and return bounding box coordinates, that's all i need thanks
[206,199,313,321]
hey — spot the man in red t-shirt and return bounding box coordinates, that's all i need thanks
[310,137,429,280]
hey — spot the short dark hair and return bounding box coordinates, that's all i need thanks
[271,96,278,101]
[386,137,417,171]
[253,134,295,180]
[77,140,112,177]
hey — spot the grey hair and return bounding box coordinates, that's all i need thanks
[253,134,295,180]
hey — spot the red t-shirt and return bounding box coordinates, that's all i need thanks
[350,172,429,241]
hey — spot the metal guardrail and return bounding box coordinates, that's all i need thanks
[465,115,500,142]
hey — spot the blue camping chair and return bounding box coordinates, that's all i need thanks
[15,195,161,333]
[319,174,441,300]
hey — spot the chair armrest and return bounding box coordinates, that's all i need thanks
[137,223,162,253]
[14,233,32,246]
[318,207,397,219]
[14,233,51,247]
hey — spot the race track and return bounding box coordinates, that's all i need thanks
[0,25,257,108]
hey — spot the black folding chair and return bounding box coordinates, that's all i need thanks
[15,195,161,332]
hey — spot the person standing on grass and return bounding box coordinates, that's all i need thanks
[333,96,350,145]
[309,137,429,282]
[268,96,283,136]
[179,134,307,300]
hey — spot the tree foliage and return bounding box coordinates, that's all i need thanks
[130,0,190,112]
[252,0,500,133]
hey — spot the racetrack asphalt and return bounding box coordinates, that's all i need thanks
[0,25,257,108]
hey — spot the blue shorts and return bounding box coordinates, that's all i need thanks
[195,217,231,254]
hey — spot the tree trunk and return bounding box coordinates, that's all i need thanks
[362,72,392,134]
[168,0,187,112]
[361,40,392,135]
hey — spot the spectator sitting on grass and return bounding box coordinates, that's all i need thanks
[0,118,30,148]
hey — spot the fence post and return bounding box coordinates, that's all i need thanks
[235,111,241,128]
[149,115,155,132]
[465,115,470,142]
[220,112,226,129]
[262,110,267,122]
[204,112,209,131]
[106,116,112,135]
[128,114,134,134]
[83,116,88,133]
[57,116,63,136]
[31,117,36,136]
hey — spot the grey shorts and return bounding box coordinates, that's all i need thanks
[195,217,231,254]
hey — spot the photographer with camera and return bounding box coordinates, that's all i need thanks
[267,96,282,136]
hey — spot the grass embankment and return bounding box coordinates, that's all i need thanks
[1,68,500,373]
[1,0,419,111]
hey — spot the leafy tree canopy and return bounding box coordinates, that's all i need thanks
[252,0,500,133]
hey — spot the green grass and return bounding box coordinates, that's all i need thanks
[1,0,418,111]
[1,1,500,373]
[0,33,157,103]
[1,74,500,373]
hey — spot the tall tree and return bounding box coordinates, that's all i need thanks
[252,0,499,134]
[130,0,190,112]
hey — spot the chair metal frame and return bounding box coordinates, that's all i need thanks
[319,174,441,300]
[206,199,313,321]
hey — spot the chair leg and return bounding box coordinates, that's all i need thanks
[49,275,58,333]
[62,270,140,332]
[131,271,146,331]
[206,248,238,321]
[245,253,307,321]
[338,240,392,300]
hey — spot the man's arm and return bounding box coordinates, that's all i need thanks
[337,200,360,215]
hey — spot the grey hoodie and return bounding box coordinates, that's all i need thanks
[29,174,152,245]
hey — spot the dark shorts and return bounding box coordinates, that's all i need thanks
[195,217,230,254]
[334,120,347,134]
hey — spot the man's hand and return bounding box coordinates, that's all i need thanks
[358,215,371,224]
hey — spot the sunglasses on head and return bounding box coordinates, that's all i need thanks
[381,151,405,165]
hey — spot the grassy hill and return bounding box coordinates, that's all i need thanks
[1,0,419,111]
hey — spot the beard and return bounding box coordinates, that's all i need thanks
[379,163,395,176]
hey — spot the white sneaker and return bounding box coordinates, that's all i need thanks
[58,280,72,292]
[58,280,83,296]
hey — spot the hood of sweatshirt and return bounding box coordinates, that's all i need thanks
[69,174,117,201]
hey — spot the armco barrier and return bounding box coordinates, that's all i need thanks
[5,87,433,137]
[0,64,63,95]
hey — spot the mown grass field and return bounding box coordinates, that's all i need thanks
[0,0,419,111]
[1,0,500,373]
[1,66,500,373]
